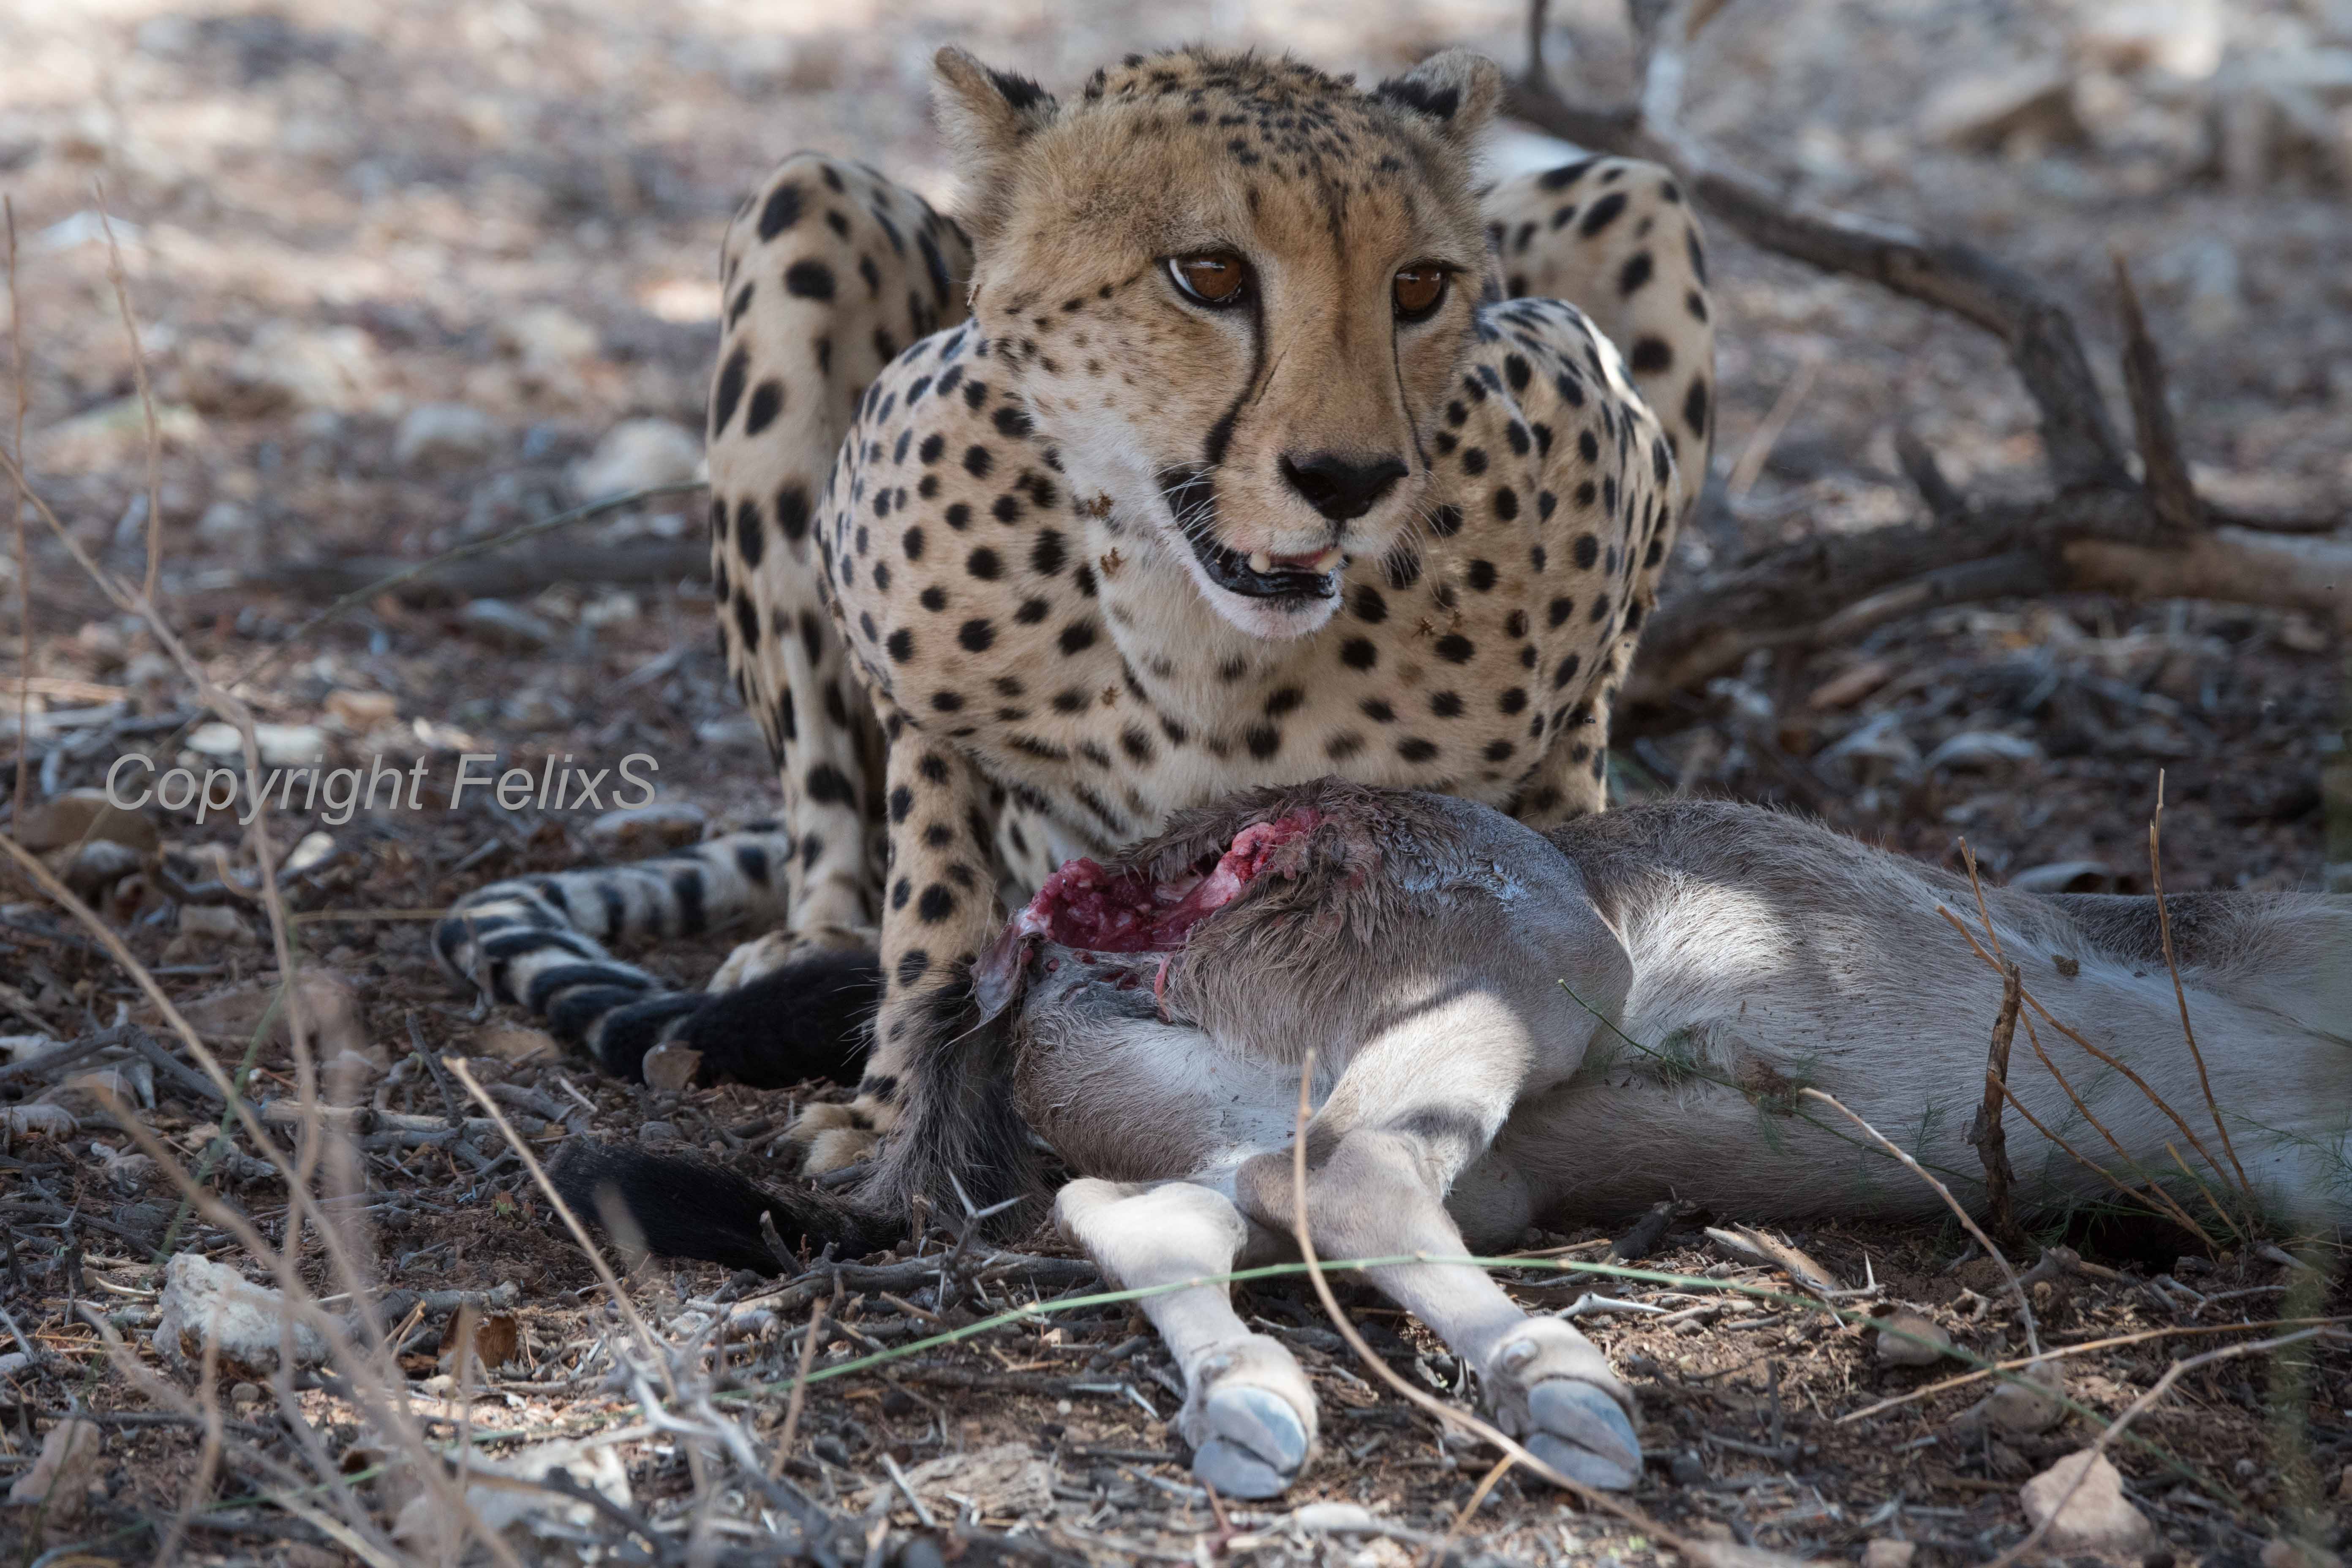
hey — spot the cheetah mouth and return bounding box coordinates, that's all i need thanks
[972,809,1324,1021]
[1157,468,1341,604]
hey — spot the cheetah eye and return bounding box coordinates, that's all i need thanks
[1393,264,1448,322]
[1167,252,1251,309]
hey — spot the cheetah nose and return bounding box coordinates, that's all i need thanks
[1279,452,1408,524]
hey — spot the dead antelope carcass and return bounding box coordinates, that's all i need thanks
[978,779,2349,1497]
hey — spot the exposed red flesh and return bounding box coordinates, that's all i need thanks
[1011,809,1323,953]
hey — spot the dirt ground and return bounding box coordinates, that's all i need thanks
[1,0,2347,1562]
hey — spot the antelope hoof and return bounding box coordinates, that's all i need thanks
[1190,1384,1310,1499]
[1524,1378,1642,1491]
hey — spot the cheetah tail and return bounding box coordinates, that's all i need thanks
[548,1138,901,1274]
[432,828,794,1079]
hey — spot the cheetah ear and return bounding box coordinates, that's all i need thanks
[934,47,1060,240]
[1371,48,1502,151]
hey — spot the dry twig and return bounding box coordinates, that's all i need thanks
[1801,1088,2039,1356]
[2148,775,2253,1198]
[5,196,25,827]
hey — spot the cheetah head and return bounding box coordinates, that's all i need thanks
[935,46,1500,641]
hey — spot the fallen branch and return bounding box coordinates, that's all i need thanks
[266,535,710,605]
[1967,960,2024,1245]
[1503,0,2347,713]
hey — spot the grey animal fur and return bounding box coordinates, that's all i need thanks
[1000,780,2350,1497]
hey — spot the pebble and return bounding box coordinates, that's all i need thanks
[459,598,560,651]
[497,303,600,370]
[325,689,398,730]
[1862,1541,1916,1568]
[179,904,250,942]
[1871,1307,1955,1366]
[15,787,161,853]
[569,416,702,499]
[152,1252,328,1377]
[394,402,499,471]
[2019,1449,2157,1555]
[196,499,256,546]
[187,721,326,767]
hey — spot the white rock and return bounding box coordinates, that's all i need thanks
[578,591,640,631]
[281,830,338,877]
[2019,1449,2157,1555]
[2076,0,2222,79]
[1290,1503,1382,1533]
[195,499,256,546]
[392,1437,632,1547]
[497,304,600,370]
[1861,1541,1916,1568]
[394,402,499,471]
[186,721,326,767]
[236,322,388,416]
[151,1252,328,1377]
[569,417,702,500]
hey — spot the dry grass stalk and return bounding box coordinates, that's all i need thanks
[1800,1088,2040,1356]
[0,267,531,1565]
[2148,776,2253,1196]
[767,1293,834,1480]
[6,195,27,827]
[93,190,163,604]
[1936,904,2223,1240]
[1283,1049,1709,1549]
[1982,1071,2207,1242]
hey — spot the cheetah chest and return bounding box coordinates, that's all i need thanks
[816,315,1668,849]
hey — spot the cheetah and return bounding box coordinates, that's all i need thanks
[439,45,1715,1247]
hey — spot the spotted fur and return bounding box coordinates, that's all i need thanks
[450,46,1716,1243]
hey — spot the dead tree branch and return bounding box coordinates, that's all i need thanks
[1505,0,2348,711]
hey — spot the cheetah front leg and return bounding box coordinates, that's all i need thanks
[684,152,975,1090]
[793,709,1026,1178]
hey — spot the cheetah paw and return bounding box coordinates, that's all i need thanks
[783,1103,880,1175]
[709,923,875,992]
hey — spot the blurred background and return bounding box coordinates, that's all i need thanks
[0,0,2344,892]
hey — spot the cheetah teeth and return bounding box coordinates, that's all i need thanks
[1248,552,1274,574]
[1305,548,1343,573]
